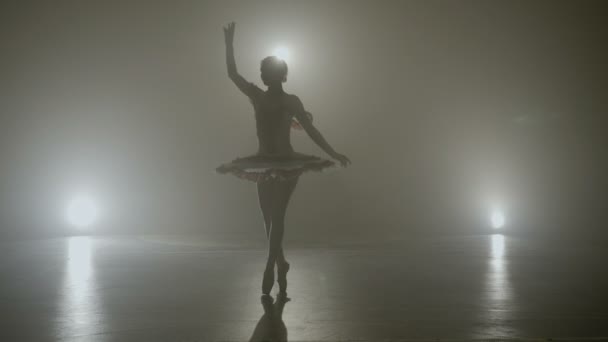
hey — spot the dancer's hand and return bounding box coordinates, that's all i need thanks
[223,21,235,45]
[332,152,351,167]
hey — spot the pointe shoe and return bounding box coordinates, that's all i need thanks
[276,290,290,303]
[277,261,290,294]
[262,267,275,295]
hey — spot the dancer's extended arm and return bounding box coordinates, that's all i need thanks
[291,96,351,167]
[223,22,259,98]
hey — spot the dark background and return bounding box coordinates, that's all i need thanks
[1,0,607,242]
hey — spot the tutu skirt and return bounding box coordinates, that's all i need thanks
[216,151,335,182]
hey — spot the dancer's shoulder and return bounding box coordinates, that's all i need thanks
[286,93,304,109]
[248,82,265,97]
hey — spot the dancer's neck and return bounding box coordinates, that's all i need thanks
[266,83,284,95]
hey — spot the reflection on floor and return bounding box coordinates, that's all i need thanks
[249,294,288,342]
[1,234,608,341]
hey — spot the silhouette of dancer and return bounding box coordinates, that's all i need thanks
[216,22,351,296]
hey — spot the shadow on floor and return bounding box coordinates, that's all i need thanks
[249,294,289,342]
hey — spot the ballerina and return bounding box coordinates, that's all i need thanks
[216,22,351,296]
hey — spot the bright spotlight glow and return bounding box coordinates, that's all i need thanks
[66,196,98,228]
[272,46,290,62]
[490,210,506,229]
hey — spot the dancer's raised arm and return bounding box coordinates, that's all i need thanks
[223,22,260,98]
[291,95,351,167]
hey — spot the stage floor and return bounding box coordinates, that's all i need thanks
[1,233,607,341]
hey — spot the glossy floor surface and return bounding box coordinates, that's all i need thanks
[1,234,608,341]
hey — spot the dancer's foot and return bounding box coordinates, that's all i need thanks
[276,290,290,303]
[260,294,274,314]
[262,266,275,295]
[277,261,290,295]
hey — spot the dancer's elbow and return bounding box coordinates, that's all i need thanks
[227,69,239,79]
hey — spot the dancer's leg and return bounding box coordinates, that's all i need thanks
[257,179,287,264]
[256,180,273,236]
[266,176,299,270]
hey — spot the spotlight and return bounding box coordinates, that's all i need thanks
[66,196,98,228]
[272,46,290,62]
[490,209,506,229]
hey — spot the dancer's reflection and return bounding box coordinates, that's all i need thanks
[248,294,290,342]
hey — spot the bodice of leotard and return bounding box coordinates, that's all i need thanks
[252,92,295,156]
